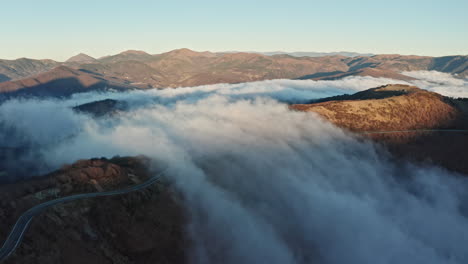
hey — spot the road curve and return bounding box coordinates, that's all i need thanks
[2,130,468,261]
[0,170,166,262]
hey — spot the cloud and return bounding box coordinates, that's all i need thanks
[1,74,468,263]
[402,70,468,98]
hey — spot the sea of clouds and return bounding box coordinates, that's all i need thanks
[0,71,468,263]
[402,71,468,98]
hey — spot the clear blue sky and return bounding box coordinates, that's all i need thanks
[1,0,467,60]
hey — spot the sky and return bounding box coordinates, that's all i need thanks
[1,0,467,61]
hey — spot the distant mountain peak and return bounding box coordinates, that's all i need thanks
[168,48,214,57]
[172,48,197,54]
[119,50,150,55]
[65,53,97,63]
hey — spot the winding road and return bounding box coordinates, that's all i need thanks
[0,170,165,262]
[1,130,468,262]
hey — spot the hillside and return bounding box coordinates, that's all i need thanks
[297,68,417,81]
[292,84,461,131]
[77,49,350,88]
[78,50,468,87]
[0,66,134,98]
[0,58,59,82]
[344,55,468,77]
[1,50,466,94]
[98,50,154,64]
[0,156,186,264]
[291,84,468,174]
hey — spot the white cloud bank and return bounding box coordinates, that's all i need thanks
[0,72,468,264]
[402,70,468,98]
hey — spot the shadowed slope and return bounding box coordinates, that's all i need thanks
[73,99,126,117]
[0,74,10,83]
[298,68,417,81]
[345,55,468,77]
[0,66,134,98]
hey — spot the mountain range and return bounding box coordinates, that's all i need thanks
[0,49,466,98]
[244,51,375,57]
[0,66,133,98]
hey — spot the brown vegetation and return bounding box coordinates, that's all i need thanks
[0,157,187,264]
[291,84,461,132]
[0,66,134,97]
[291,84,468,175]
[1,50,467,92]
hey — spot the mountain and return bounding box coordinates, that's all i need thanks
[0,156,186,264]
[78,49,350,88]
[98,50,154,64]
[257,51,374,57]
[0,58,59,82]
[344,54,468,77]
[79,50,468,88]
[291,84,468,174]
[431,55,468,76]
[65,53,97,64]
[0,66,134,98]
[1,50,467,94]
[291,84,462,131]
[297,68,417,81]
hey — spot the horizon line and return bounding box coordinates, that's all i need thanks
[2,48,468,62]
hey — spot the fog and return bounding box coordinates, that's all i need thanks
[402,70,468,98]
[1,72,468,263]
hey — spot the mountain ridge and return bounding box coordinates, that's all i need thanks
[0,66,135,98]
[0,49,467,94]
[291,84,468,174]
[65,53,97,63]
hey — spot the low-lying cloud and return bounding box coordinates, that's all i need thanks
[403,70,468,98]
[1,72,468,263]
